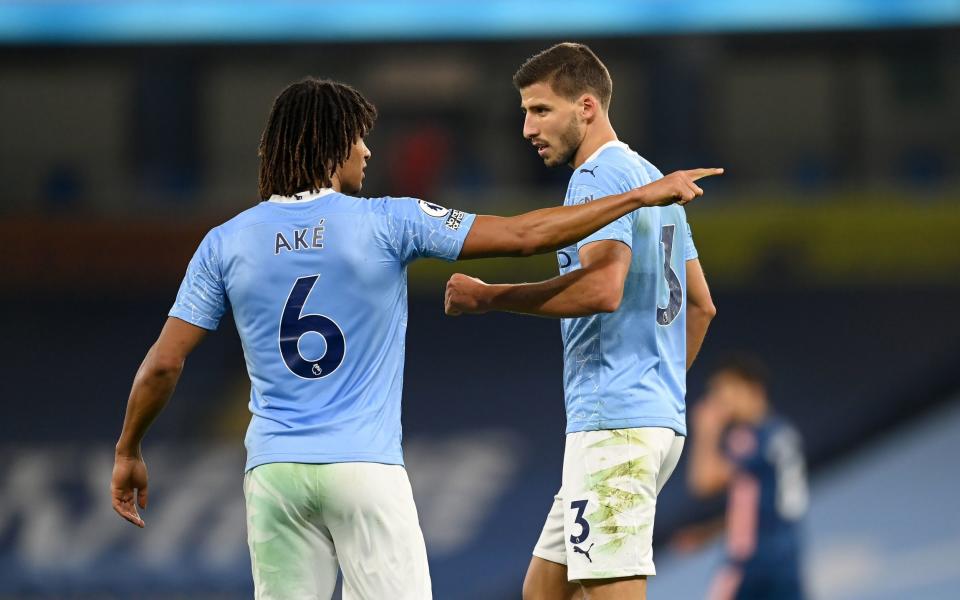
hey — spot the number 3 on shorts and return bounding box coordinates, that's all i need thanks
[569,499,590,544]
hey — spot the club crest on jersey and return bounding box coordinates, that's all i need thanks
[418,200,450,218]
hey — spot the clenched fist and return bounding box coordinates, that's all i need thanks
[445,273,489,316]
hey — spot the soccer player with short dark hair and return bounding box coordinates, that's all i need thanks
[687,356,808,600]
[109,76,719,599]
[444,43,721,599]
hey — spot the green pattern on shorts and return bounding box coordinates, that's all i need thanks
[583,431,653,556]
[245,463,319,598]
[586,428,651,449]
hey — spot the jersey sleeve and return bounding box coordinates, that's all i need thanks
[684,220,699,261]
[168,229,227,330]
[572,165,643,251]
[379,197,477,264]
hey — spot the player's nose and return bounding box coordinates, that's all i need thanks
[522,114,538,139]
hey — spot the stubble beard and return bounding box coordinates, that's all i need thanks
[546,115,584,168]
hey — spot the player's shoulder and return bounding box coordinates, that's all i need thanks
[369,196,464,224]
[573,151,628,188]
[763,414,797,436]
[749,416,800,461]
[616,146,663,186]
[573,142,662,191]
[366,195,425,213]
[764,415,803,447]
[326,193,428,217]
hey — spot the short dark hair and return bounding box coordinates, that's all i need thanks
[257,77,377,199]
[512,42,613,109]
[711,353,771,388]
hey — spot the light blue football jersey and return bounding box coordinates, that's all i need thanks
[169,189,475,471]
[558,141,697,436]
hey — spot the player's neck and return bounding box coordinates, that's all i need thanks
[570,120,618,169]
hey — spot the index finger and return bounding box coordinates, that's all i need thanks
[685,168,724,182]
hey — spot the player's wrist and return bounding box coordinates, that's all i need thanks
[115,438,142,459]
[480,283,508,312]
[473,283,493,312]
[632,186,654,209]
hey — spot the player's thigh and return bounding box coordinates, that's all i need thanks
[532,491,568,567]
[527,492,582,599]
[580,575,647,600]
[524,556,583,600]
[244,463,338,600]
[656,433,685,494]
[321,462,431,600]
[560,427,679,582]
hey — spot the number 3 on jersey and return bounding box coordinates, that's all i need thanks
[656,224,683,326]
[279,275,345,379]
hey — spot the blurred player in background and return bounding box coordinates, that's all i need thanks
[109,76,716,600]
[685,355,808,600]
[444,43,719,599]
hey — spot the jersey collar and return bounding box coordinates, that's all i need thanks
[268,188,337,204]
[582,140,631,165]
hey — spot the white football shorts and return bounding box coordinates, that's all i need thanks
[244,462,431,600]
[532,427,685,581]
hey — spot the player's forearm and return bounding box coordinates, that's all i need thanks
[115,347,184,456]
[687,434,730,497]
[506,187,650,256]
[482,270,615,318]
[686,304,715,369]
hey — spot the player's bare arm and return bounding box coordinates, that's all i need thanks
[686,258,716,368]
[111,317,207,527]
[687,399,734,498]
[457,168,722,259]
[446,240,630,317]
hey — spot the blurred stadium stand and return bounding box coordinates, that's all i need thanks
[1,2,958,598]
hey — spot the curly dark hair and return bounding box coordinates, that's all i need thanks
[257,77,377,199]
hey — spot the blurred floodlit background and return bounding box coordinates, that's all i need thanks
[1,1,958,598]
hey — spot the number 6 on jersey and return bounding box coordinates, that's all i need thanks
[279,275,346,379]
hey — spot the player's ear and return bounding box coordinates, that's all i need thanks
[579,94,599,122]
